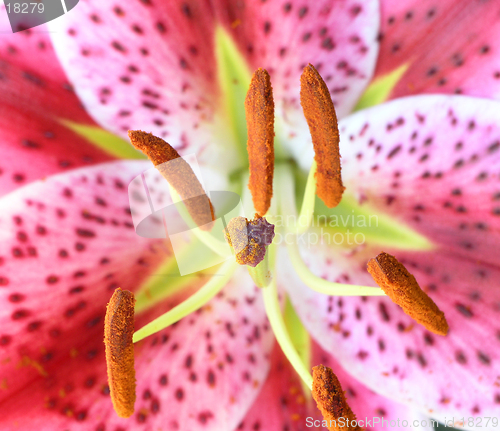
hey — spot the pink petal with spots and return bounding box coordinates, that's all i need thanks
[339,95,500,267]
[126,270,274,431]
[0,161,273,429]
[48,0,379,170]
[0,11,114,196]
[375,0,500,100]
[237,343,323,431]
[212,0,380,167]
[237,330,436,431]
[1,270,274,430]
[281,239,500,420]
[312,342,434,431]
[0,10,94,124]
[0,109,115,196]
[49,0,242,172]
[0,160,169,398]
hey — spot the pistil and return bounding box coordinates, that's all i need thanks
[262,278,313,388]
[224,214,275,267]
[224,214,275,288]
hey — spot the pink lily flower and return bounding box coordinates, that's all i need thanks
[1,0,500,430]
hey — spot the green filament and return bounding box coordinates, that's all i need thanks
[296,160,317,234]
[262,278,313,389]
[287,240,386,296]
[134,237,227,313]
[169,186,229,257]
[133,259,238,343]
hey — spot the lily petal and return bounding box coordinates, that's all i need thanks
[128,268,274,431]
[216,0,380,166]
[0,11,94,124]
[312,342,435,431]
[0,12,114,196]
[375,0,500,100]
[339,95,500,267]
[49,0,242,169]
[0,160,169,398]
[238,326,438,431]
[0,160,272,429]
[213,0,379,115]
[48,0,380,170]
[0,110,115,196]
[281,240,500,419]
[237,343,320,431]
[266,0,379,168]
[1,269,273,430]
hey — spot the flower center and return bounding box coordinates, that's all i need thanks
[103,29,449,422]
[127,62,446,384]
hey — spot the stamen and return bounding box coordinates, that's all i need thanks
[128,130,215,230]
[312,365,362,431]
[297,160,318,234]
[367,252,449,336]
[133,259,237,343]
[245,68,275,216]
[224,214,275,267]
[168,186,229,257]
[277,164,385,296]
[104,288,136,418]
[134,237,225,314]
[276,163,315,234]
[288,240,386,296]
[300,64,345,208]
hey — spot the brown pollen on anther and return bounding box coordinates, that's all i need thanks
[300,64,345,208]
[104,288,136,418]
[312,365,363,431]
[245,68,275,216]
[128,130,215,230]
[367,252,449,336]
